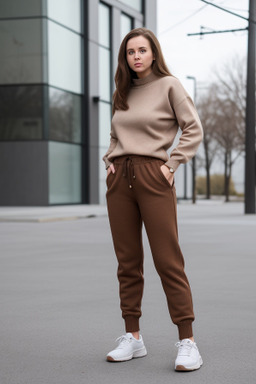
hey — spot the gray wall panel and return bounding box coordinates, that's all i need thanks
[0,142,48,206]
[144,0,157,32]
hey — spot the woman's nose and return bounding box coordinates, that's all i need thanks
[134,51,140,59]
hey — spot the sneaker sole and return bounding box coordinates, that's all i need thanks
[107,347,147,362]
[175,356,203,371]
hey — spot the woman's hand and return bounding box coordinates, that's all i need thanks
[107,163,116,177]
[160,164,174,186]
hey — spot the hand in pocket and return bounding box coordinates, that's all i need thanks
[160,164,174,186]
[107,163,116,178]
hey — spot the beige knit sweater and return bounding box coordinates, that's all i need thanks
[103,71,203,171]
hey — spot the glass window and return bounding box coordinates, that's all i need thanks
[0,0,42,18]
[49,141,82,204]
[47,0,81,33]
[99,2,110,48]
[99,102,111,148]
[0,85,43,140]
[121,13,133,41]
[48,20,82,94]
[49,87,82,144]
[99,102,111,204]
[118,0,142,12]
[99,146,109,204]
[0,19,43,85]
[99,47,111,102]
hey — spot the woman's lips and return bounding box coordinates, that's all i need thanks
[134,63,142,67]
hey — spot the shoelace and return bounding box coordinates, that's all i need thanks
[175,340,195,357]
[115,335,132,349]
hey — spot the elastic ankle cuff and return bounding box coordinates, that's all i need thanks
[124,316,140,332]
[178,321,193,340]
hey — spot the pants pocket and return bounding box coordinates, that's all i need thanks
[158,162,175,188]
[106,164,118,188]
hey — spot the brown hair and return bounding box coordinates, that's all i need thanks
[112,28,172,114]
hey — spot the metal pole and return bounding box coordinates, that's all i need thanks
[187,76,197,204]
[245,0,256,213]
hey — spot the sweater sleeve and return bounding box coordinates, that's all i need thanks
[165,82,203,171]
[102,133,118,169]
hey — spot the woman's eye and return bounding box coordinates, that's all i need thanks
[140,49,146,53]
[128,51,134,55]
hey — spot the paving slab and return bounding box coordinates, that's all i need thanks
[0,205,107,223]
[0,202,255,384]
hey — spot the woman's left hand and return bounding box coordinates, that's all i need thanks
[160,164,174,187]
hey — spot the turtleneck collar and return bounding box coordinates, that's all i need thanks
[132,71,160,87]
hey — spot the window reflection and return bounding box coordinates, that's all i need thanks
[99,3,110,48]
[99,101,111,148]
[0,19,43,84]
[0,0,42,18]
[49,141,82,204]
[49,87,81,144]
[99,146,109,204]
[47,0,81,33]
[99,47,111,102]
[0,86,43,140]
[121,13,133,41]
[48,20,82,94]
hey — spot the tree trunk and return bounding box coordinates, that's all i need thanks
[206,163,211,199]
[204,141,211,199]
[224,151,229,202]
[224,151,232,202]
[227,153,233,202]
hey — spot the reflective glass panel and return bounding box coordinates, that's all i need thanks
[0,85,43,140]
[49,87,82,144]
[0,19,42,85]
[47,0,81,33]
[99,146,109,205]
[99,2,110,48]
[99,102,112,204]
[121,13,133,41]
[0,0,42,18]
[99,102,111,148]
[99,47,111,102]
[118,0,142,12]
[48,20,82,94]
[49,141,82,204]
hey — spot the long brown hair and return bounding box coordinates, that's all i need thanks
[112,28,172,114]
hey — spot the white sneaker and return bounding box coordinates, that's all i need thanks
[107,333,147,362]
[175,338,203,371]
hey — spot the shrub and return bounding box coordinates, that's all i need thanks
[196,174,237,196]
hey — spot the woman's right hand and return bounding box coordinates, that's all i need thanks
[107,163,115,177]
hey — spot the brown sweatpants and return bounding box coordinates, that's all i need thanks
[106,155,195,340]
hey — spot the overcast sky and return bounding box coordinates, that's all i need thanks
[157,0,248,96]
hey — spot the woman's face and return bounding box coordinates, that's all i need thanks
[126,35,155,79]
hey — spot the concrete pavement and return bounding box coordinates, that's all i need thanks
[0,201,256,384]
[0,204,107,223]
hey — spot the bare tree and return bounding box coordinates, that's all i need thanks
[197,84,219,199]
[213,98,244,201]
[213,56,246,201]
[197,56,246,201]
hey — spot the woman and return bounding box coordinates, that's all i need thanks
[103,28,203,371]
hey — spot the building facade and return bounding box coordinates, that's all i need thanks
[0,0,156,205]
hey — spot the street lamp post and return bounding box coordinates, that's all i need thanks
[187,76,197,204]
[245,0,256,213]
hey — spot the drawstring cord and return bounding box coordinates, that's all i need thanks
[122,157,136,188]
